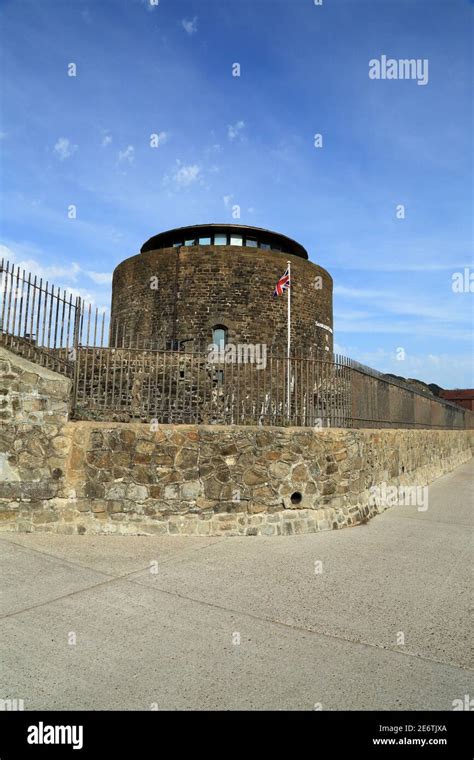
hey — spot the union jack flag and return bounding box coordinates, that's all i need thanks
[273,268,290,296]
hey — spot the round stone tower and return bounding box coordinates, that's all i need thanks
[110,224,333,354]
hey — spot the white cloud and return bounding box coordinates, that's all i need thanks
[0,240,42,260]
[53,137,78,161]
[0,243,111,311]
[334,285,382,299]
[334,308,373,321]
[141,0,159,12]
[227,121,245,141]
[329,239,472,273]
[223,195,233,208]
[182,17,198,35]
[49,285,107,309]
[333,344,474,388]
[86,270,113,285]
[334,284,467,323]
[118,145,135,164]
[334,318,471,341]
[0,245,81,281]
[172,162,201,188]
[102,134,112,147]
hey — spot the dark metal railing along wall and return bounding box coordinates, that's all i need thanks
[0,259,109,376]
[0,259,82,375]
[70,343,353,427]
[1,258,472,429]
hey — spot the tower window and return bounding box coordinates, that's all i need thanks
[214,234,227,245]
[230,235,243,246]
[245,237,258,247]
[212,325,228,351]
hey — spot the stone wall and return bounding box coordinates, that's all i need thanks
[0,346,71,530]
[59,425,472,535]
[110,245,333,354]
[1,347,471,536]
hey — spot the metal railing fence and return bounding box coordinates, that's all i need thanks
[1,258,472,429]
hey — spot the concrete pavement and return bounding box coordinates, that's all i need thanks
[1,459,472,710]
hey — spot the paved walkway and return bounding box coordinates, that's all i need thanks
[1,460,472,710]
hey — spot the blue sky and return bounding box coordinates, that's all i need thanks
[1,0,472,387]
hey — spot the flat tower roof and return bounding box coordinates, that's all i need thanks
[140,224,309,259]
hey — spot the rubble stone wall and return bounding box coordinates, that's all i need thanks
[0,347,471,536]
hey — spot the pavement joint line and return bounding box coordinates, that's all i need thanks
[0,535,224,585]
[1,517,471,633]
[1,548,471,675]
[0,538,233,620]
[0,537,118,581]
[0,539,471,671]
[1,563,471,675]
[117,573,472,674]
[1,459,471,669]
[0,574,140,620]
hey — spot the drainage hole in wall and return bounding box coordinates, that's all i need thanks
[290,491,303,505]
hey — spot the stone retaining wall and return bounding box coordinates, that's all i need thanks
[0,347,472,536]
[0,347,71,530]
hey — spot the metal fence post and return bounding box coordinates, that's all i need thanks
[71,296,81,415]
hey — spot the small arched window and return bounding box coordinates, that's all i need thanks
[212,325,228,350]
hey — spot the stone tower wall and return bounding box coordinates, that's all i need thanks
[110,246,333,354]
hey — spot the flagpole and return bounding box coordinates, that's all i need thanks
[287,260,291,420]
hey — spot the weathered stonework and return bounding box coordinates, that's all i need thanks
[1,347,472,536]
[0,346,71,532]
[58,424,472,535]
[111,245,333,354]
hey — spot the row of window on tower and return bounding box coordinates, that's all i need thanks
[170,234,286,252]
